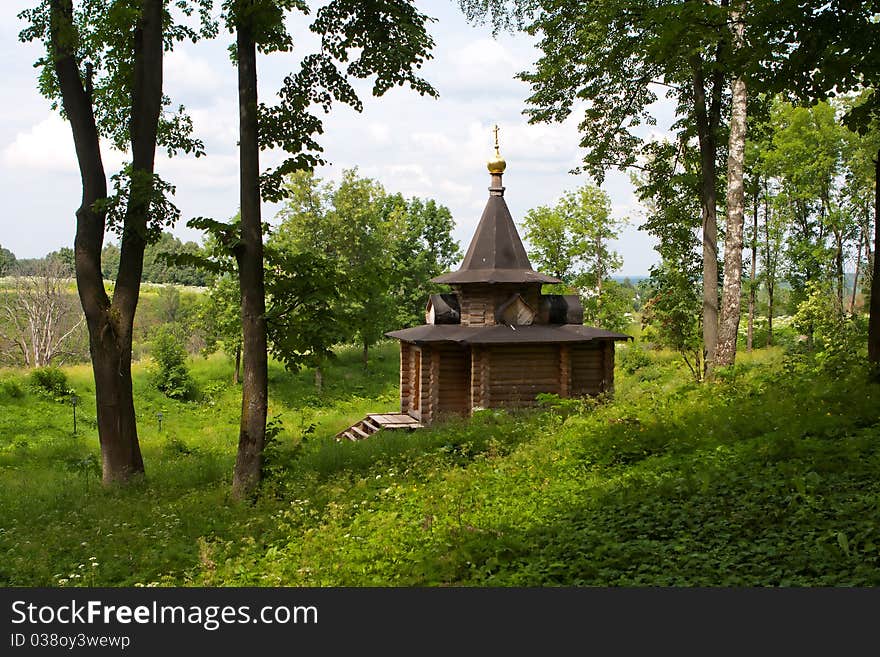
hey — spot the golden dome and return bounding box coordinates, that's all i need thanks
[487,150,507,174]
[487,124,506,174]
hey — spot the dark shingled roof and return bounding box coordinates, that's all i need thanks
[385,324,631,345]
[431,196,561,285]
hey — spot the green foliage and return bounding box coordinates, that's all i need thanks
[162,436,198,458]
[260,414,288,485]
[792,281,867,377]
[18,1,214,155]
[0,244,15,277]
[149,327,196,401]
[2,344,880,587]
[0,379,25,400]
[265,250,342,372]
[200,273,242,367]
[271,169,459,365]
[618,344,652,375]
[523,183,626,328]
[388,196,461,328]
[634,141,704,377]
[29,367,70,398]
[458,0,733,183]
[141,232,211,286]
[96,168,181,245]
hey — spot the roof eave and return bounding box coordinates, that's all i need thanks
[430,269,562,285]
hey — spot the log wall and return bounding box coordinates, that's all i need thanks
[455,283,542,326]
[400,339,618,424]
[602,340,615,395]
[485,344,560,407]
[399,342,412,414]
[571,342,609,396]
[434,345,471,416]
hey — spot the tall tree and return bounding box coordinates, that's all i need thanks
[761,100,849,322]
[523,183,626,328]
[840,98,880,313]
[225,0,268,499]
[760,182,785,345]
[218,0,436,498]
[20,0,212,484]
[715,0,748,367]
[843,94,880,363]
[634,140,705,378]
[388,196,460,328]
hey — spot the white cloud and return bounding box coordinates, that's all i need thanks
[368,123,392,145]
[158,152,239,191]
[188,102,239,151]
[430,35,533,102]
[2,115,77,172]
[165,49,225,99]
[2,114,128,174]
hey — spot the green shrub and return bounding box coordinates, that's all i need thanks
[28,367,70,397]
[791,282,867,378]
[0,379,25,399]
[618,344,652,374]
[162,436,196,457]
[149,326,197,400]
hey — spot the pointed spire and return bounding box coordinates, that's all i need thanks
[431,126,561,285]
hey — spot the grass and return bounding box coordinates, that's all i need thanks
[0,341,878,587]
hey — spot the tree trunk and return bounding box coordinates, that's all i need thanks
[314,364,323,392]
[50,0,162,484]
[691,53,723,373]
[747,185,758,351]
[835,229,844,311]
[92,333,144,482]
[763,185,774,347]
[715,4,747,368]
[233,345,241,385]
[865,205,874,291]
[850,230,862,314]
[232,19,269,500]
[362,341,369,369]
[868,147,880,365]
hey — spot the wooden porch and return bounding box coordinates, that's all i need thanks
[336,413,423,442]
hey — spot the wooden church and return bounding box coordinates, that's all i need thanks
[379,132,631,428]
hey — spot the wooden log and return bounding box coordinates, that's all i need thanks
[399,342,411,414]
[603,341,615,394]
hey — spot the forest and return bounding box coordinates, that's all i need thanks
[0,0,878,588]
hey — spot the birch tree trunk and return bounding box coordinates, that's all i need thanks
[850,230,862,314]
[868,147,880,366]
[746,190,758,351]
[715,2,748,368]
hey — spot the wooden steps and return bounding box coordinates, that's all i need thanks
[336,413,423,441]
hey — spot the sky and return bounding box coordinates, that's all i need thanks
[0,1,672,277]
